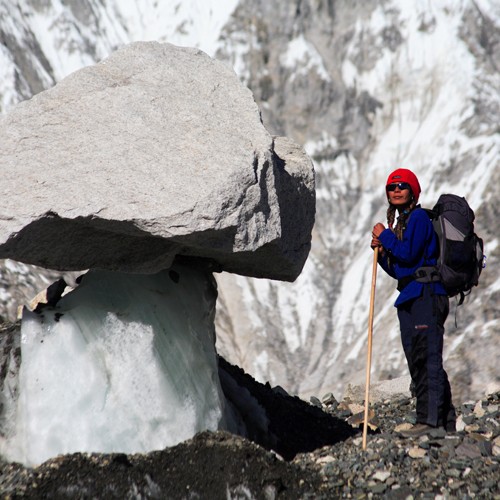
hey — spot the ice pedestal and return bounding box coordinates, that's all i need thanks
[5,263,233,466]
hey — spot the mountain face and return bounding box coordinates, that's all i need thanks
[1,0,499,403]
[213,0,500,403]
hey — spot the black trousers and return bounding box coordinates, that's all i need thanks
[397,286,455,429]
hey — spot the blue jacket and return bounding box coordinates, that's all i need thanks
[378,207,447,307]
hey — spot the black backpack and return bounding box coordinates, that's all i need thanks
[414,194,485,304]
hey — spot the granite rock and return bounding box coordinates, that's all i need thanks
[0,42,315,280]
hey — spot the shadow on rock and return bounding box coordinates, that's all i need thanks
[219,356,357,460]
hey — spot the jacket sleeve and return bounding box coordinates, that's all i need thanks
[377,251,396,278]
[378,210,431,265]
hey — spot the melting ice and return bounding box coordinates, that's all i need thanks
[1,263,240,466]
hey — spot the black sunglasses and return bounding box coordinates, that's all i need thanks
[386,182,411,192]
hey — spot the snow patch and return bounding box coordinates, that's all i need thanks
[111,0,238,57]
[280,34,330,82]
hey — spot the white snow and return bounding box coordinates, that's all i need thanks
[280,34,331,82]
[254,350,269,377]
[0,49,18,112]
[293,257,319,346]
[111,0,238,57]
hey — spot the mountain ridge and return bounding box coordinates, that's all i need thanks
[0,0,499,403]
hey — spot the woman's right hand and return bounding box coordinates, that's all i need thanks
[371,236,381,249]
[371,222,385,255]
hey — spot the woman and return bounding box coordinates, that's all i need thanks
[371,168,455,437]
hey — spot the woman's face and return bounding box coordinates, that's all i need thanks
[386,182,412,207]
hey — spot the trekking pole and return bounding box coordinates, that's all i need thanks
[362,246,378,450]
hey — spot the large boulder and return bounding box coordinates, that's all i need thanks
[0,42,314,281]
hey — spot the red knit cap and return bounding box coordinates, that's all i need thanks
[386,168,421,202]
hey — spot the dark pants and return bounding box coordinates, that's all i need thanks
[397,286,455,429]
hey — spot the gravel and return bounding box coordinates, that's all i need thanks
[0,340,498,498]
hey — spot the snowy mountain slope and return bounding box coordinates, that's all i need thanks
[215,0,500,402]
[0,0,499,402]
[0,0,238,111]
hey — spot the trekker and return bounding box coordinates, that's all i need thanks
[370,168,456,437]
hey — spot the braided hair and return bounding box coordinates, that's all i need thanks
[387,199,418,240]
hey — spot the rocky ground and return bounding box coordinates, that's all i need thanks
[0,350,499,498]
